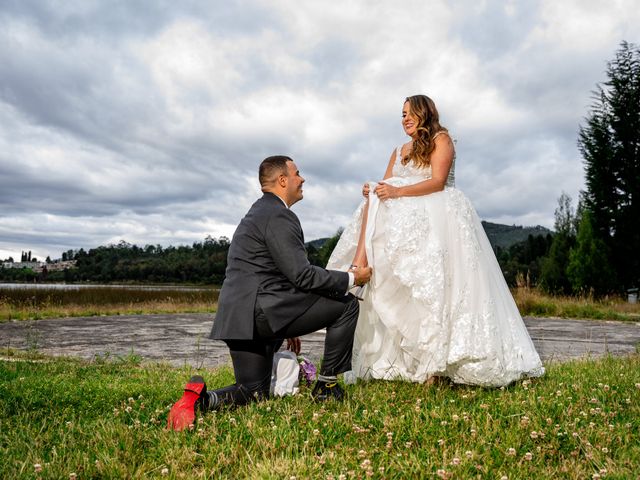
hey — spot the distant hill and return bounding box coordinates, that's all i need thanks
[481,221,553,249]
[307,222,553,252]
[306,238,330,249]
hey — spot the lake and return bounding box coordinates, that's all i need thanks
[0,283,216,292]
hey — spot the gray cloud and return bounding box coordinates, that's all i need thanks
[1,0,638,261]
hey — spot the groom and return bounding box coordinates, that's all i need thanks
[168,155,372,431]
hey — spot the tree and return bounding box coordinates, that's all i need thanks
[553,192,577,236]
[316,229,343,267]
[567,211,616,295]
[539,193,577,294]
[578,41,640,290]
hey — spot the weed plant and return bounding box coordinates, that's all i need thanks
[0,286,219,322]
[1,353,638,479]
[513,288,640,322]
[2,287,638,323]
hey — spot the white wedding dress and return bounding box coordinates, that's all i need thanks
[328,143,544,387]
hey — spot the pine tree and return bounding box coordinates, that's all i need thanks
[567,211,616,295]
[578,41,640,290]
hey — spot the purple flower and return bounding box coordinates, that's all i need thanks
[298,356,317,385]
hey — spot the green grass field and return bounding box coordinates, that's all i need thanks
[1,352,638,479]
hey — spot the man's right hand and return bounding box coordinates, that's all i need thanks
[352,266,372,286]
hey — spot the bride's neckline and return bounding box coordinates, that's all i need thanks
[399,131,450,166]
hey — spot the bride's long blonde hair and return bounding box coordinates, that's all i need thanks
[402,95,448,168]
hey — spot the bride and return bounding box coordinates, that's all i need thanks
[327,95,544,387]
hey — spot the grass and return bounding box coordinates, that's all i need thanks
[0,286,218,322]
[1,285,639,323]
[513,288,640,322]
[1,352,638,479]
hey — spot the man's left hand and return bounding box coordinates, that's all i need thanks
[286,337,301,355]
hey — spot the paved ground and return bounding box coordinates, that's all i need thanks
[1,314,639,367]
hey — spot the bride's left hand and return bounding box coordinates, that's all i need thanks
[374,182,400,200]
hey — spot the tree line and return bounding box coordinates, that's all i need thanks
[0,237,230,284]
[538,42,639,296]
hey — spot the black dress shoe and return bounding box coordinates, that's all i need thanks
[312,381,344,402]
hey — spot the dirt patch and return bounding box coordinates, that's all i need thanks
[1,314,638,368]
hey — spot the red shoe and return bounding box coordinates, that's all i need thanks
[167,375,207,431]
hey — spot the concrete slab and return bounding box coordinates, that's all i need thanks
[1,314,638,368]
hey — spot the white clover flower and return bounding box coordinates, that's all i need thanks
[524,452,533,461]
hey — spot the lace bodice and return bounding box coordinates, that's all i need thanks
[392,135,456,187]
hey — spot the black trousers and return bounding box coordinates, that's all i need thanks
[208,293,359,408]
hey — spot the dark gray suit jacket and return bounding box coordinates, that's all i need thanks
[210,192,349,340]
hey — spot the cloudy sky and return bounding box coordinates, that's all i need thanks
[1,1,638,261]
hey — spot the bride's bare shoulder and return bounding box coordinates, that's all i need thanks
[399,141,412,157]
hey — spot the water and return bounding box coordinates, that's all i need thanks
[0,283,216,292]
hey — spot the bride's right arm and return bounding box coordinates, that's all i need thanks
[381,148,397,180]
[363,148,397,198]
